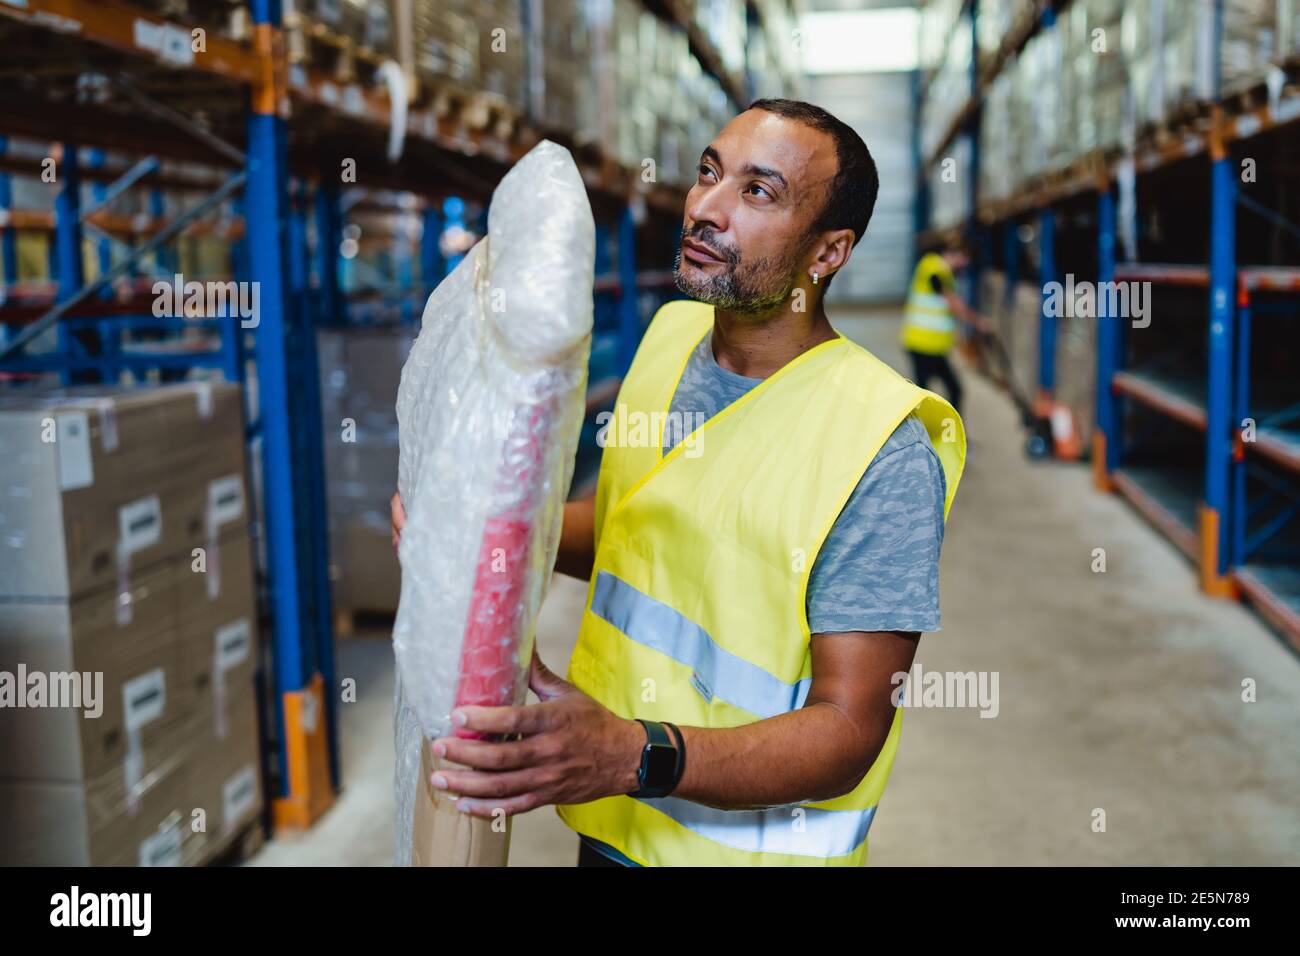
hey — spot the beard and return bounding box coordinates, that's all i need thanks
[672,225,801,315]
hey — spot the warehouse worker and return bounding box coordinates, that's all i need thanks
[900,241,990,415]
[391,99,965,866]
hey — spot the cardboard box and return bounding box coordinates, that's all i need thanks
[0,715,200,866]
[174,530,258,730]
[0,382,247,599]
[187,687,262,861]
[0,561,188,784]
[411,745,509,866]
[330,520,401,614]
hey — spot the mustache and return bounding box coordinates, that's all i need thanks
[679,226,739,265]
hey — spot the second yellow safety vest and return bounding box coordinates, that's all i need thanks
[901,252,959,355]
[556,299,965,866]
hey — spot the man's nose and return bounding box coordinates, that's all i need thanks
[685,184,730,235]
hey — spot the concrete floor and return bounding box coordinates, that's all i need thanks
[251,306,1300,867]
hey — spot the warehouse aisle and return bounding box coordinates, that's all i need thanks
[251,306,1300,867]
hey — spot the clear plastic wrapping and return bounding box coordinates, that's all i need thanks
[391,140,595,864]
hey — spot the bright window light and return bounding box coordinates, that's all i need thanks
[798,8,920,74]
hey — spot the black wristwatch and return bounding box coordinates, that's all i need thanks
[629,719,683,799]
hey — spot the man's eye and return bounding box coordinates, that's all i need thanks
[698,164,715,180]
[747,183,771,199]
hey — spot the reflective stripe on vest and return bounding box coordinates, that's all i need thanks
[636,794,876,858]
[591,570,812,719]
[902,254,958,355]
[557,298,966,866]
[905,290,950,316]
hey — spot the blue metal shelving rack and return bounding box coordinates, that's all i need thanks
[916,0,1300,649]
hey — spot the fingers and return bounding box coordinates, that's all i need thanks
[455,793,542,818]
[451,702,554,737]
[528,650,572,701]
[431,764,554,803]
[434,734,551,771]
[390,491,405,552]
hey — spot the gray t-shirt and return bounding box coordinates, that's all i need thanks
[662,330,947,634]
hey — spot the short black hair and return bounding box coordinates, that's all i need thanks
[747,98,880,274]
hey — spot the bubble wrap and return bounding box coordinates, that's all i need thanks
[392,141,595,865]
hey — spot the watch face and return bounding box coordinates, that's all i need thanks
[644,743,677,789]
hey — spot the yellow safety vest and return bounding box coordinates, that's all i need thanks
[901,252,958,355]
[556,299,965,866]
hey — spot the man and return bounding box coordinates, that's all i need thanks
[391,99,965,866]
[899,240,990,415]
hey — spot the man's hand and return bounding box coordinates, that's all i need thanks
[429,650,643,818]
[391,491,405,552]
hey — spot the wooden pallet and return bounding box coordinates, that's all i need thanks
[334,606,396,638]
[288,19,357,82]
[198,816,266,867]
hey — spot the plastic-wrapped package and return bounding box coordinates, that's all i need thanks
[392,140,595,865]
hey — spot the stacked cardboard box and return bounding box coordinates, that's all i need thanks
[977,0,1036,70]
[477,0,527,108]
[1006,282,1043,405]
[408,0,526,113]
[0,382,262,866]
[1073,0,1128,154]
[134,0,247,43]
[412,0,479,87]
[1219,0,1283,95]
[318,326,415,616]
[921,13,973,163]
[1055,305,1098,451]
[526,0,590,135]
[751,0,802,97]
[981,0,1290,202]
[928,136,972,229]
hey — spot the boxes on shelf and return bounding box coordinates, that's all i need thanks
[0,720,204,866]
[1054,306,1098,452]
[409,0,525,112]
[0,382,246,599]
[318,326,414,615]
[1005,281,1043,403]
[977,0,1036,69]
[188,682,261,850]
[525,0,590,135]
[920,13,973,163]
[412,0,479,88]
[1122,0,1211,129]
[0,380,262,866]
[476,0,527,110]
[928,136,972,230]
[134,0,248,43]
[1219,0,1284,96]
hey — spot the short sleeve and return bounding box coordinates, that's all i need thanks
[806,417,948,634]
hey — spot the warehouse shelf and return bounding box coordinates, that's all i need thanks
[921,0,1051,171]
[976,92,1300,224]
[1234,564,1300,640]
[1111,462,1203,562]
[0,0,703,206]
[923,2,1300,646]
[648,0,749,106]
[1112,264,1210,287]
[1111,368,1208,432]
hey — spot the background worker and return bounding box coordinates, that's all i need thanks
[392,99,965,867]
[900,241,991,415]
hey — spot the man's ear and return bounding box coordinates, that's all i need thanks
[812,229,855,282]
